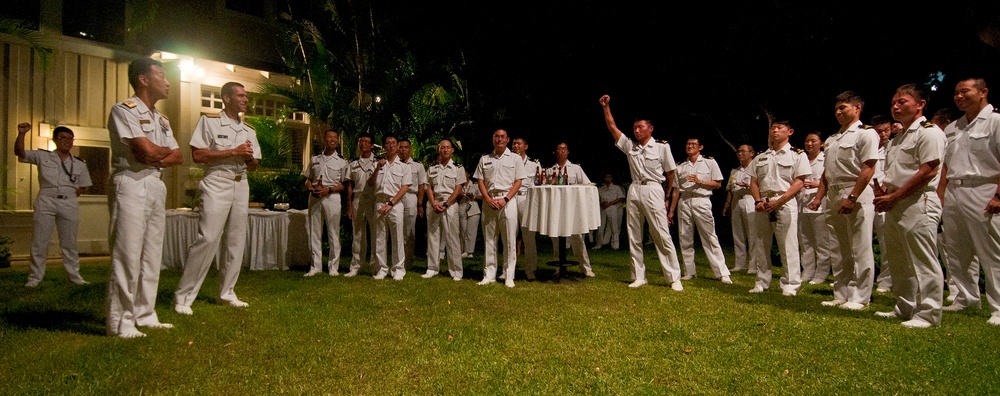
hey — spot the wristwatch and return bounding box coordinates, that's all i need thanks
[847,194,857,202]
[503,196,510,203]
[386,201,395,206]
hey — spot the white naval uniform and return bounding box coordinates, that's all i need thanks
[546,161,594,276]
[823,121,879,305]
[175,112,262,308]
[675,155,728,279]
[348,155,378,273]
[460,181,481,255]
[727,165,757,272]
[882,117,945,326]
[20,149,92,285]
[797,152,832,283]
[305,151,349,274]
[597,183,625,249]
[749,143,811,292]
[474,148,527,283]
[873,145,892,289]
[516,156,542,278]
[615,135,682,284]
[106,96,179,336]
[373,156,413,279]
[401,158,427,267]
[942,104,1000,318]
[425,159,467,279]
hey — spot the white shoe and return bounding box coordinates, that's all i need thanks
[942,304,967,312]
[499,272,506,280]
[344,271,358,277]
[174,305,193,315]
[875,310,900,319]
[71,279,89,285]
[461,253,472,258]
[328,271,340,277]
[24,279,40,288]
[809,280,825,285]
[988,316,1000,326]
[373,272,387,280]
[680,274,695,280]
[947,294,957,302]
[226,299,249,308]
[585,271,596,278]
[505,279,515,288]
[720,276,732,285]
[422,271,438,279]
[671,280,683,291]
[142,322,174,329]
[821,299,846,307]
[304,269,321,277]
[732,266,746,273]
[840,302,866,311]
[393,275,405,281]
[628,279,647,288]
[876,287,890,293]
[782,289,797,297]
[749,286,764,293]
[118,329,147,339]
[901,319,932,328]
[477,279,495,286]
[453,277,462,281]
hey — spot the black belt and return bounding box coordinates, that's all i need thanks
[56,195,68,199]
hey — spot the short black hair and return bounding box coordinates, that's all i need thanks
[127,57,163,90]
[771,120,794,129]
[52,126,74,140]
[357,133,374,142]
[397,136,411,145]
[896,83,928,103]
[870,115,892,126]
[221,82,245,99]
[835,90,865,110]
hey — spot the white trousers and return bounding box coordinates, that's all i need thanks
[426,202,463,278]
[107,172,166,336]
[873,212,892,288]
[730,195,758,271]
[753,198,801,292]
[824,188,875,304]
[27,193,84,284]
[175,174,249,307]
[401,192,417,266]
[349,196,376,272]
[482,198,518,281]
[943,183,1000,315]
[597,206,623,249]
[798,211,832,282]
[461,206,480,255]
[550,234,593,273]
[307,192,342,273]
[678,196,729,278]
[515,194,537,276]
[884,191,943,325]
[374,202,405,278]
[625,184,681,283]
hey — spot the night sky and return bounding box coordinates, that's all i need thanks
[393,1,1000,180]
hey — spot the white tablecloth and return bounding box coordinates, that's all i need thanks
[163,209,309,270]
[524,185,601,237]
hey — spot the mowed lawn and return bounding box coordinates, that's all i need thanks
[1,247,996,395]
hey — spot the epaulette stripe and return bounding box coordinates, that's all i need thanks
[243,122,255,130]
[921,121,935,128]
[205,113,221,118]
[121,100,137,109]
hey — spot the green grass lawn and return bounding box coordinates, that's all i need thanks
[1,247,997,395]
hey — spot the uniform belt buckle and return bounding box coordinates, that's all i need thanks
[234,175,242,182]
[56,195,67,199]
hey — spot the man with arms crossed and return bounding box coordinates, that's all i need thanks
[474,129,526,288]
[303,129,349,277]
[174,82,261,315]
[938,78,1000,326]
[106,57,183,338]
[809,91,879,311]
[670,138,730,284]
[873,83,946,328]
[598,95,683,290]
[15,123,92,287]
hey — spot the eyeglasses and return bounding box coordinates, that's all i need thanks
[54,135,75,141]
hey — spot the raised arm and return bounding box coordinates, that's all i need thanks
[14,122,29,159]
[599,95,624,142]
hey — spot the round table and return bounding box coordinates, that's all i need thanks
[524,185,600,280]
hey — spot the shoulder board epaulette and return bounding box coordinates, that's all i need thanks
[794,148,804,154]
[159,113,169,120]
[993,107,1000,113]
[921,121,935,128]
[861,124,873,129]
[658,140,669,144]
[706,156,714,160]
[454,162,461,167]
[38,148,51,152]
[243,122,255,130]
[121,100,137,109]
[205,113,221,118]
[74,156,84,162]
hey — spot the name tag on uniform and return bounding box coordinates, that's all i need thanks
[217,134,229,139]
[139,119,151,125]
